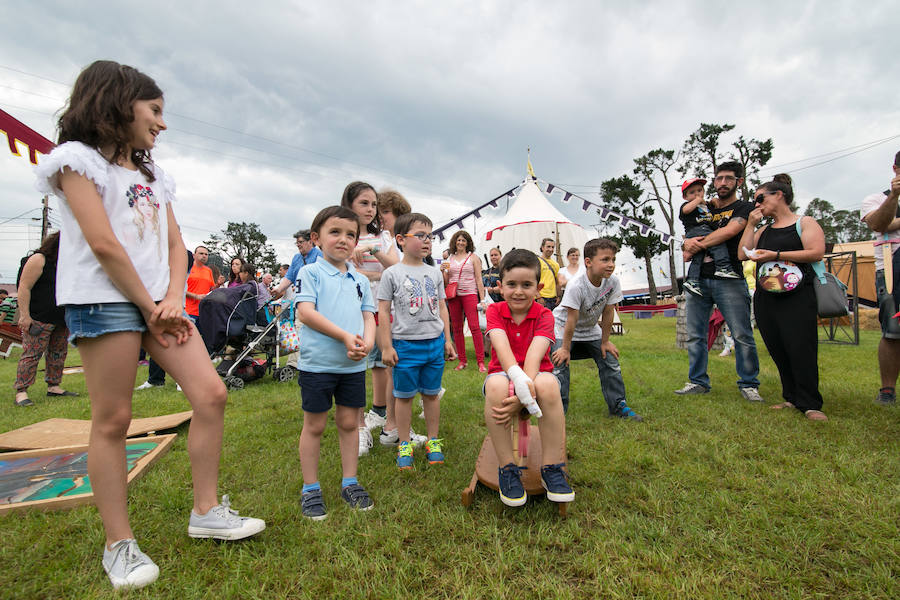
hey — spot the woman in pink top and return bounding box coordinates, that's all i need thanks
[442,230,486,371]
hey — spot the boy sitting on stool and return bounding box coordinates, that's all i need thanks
[483,249,574,507]
[550,239,642,421]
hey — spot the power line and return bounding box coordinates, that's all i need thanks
[0,208,41,226]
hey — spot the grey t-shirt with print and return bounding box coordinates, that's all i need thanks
[377,262,445,340]
[552,272,623,341]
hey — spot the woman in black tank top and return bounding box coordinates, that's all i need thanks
[738,174,827,421]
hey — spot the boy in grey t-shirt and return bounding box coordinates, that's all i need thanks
[377,213,457,470]
[550,238,642,420]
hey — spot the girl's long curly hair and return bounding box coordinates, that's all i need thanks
[57,60,163,182]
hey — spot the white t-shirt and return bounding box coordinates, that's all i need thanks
[35,141,174,305]
[552,272,623,341]
[861,191,900,271]
[357,230,394,294]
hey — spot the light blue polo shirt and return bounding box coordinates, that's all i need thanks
[296,258,374,373]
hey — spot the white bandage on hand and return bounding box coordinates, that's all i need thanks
[506,365,543,418]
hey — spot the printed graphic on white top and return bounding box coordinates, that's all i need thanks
[126,183,162,259]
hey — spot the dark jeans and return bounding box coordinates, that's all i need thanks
[148,357,166,386]
[685,277,760,390]
[685,224,734,280]
[551,338,626,415]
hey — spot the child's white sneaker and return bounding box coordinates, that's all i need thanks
[358,427,373,456]
[188,495,266,540]
[363,409,386,431]
[102,539,159,590]
[379,428,427,447]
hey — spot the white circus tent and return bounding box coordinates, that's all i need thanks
[475,179,592,262]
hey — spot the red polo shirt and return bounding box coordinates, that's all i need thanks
[485,301,555,374]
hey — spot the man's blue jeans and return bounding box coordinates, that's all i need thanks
[551,338,627,414]
[685,277,760,390]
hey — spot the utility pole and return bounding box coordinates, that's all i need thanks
[40,195,49,239]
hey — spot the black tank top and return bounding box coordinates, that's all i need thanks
[17,252,65,325]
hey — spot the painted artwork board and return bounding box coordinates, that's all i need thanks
[0,411,192,450]
[0,434,175,514]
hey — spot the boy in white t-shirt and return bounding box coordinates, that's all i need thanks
[550,239,642,421]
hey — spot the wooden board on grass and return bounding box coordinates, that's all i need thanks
[0,411,192,450]
[0,434,175,515]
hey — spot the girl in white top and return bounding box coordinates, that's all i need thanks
[35,61,264,590]
[341,182,403,455]
[558,246,583,294]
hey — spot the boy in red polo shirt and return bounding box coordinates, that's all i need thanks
[483,249,573,507]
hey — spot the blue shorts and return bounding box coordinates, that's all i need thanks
[298,370,366,413]
[392,335,445,398]
[64,302,147,345]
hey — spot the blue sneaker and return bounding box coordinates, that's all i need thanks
[425,438,444,465]
[397,441,414,470]
[497,463,527,507]
[540,463,575,503]
[611,400,643,421]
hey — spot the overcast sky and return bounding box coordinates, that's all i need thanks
[1,1,898,286]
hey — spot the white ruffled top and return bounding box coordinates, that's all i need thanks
[35,141,176,305]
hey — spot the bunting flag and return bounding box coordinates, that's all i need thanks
[0,108,54,164]
[432,184,520,242]
[431,178,680,247]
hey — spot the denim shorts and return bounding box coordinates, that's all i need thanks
[64,302,147,345]
[366,343,386,369]
[392,335,445,398]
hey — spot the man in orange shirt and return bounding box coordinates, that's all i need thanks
[185,245,215,322]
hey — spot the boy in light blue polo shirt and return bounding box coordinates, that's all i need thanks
[295,206,376,520]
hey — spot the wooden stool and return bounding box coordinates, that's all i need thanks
[461,382,568,516]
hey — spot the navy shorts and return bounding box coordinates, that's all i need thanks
[392,335,445,398]
[298,370,366,413]
[64,302,147,345]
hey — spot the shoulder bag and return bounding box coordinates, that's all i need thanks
[445,253,469,299]
[795,219,849,318]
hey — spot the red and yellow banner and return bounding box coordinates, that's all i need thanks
[0,108,54,165]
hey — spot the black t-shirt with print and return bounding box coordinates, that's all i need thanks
[699,199,753,278]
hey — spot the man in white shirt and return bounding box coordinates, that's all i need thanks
[861,150,900,405]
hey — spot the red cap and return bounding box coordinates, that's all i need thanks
[681,178,707,195]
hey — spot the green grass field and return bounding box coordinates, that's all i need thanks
[1,317,898,599]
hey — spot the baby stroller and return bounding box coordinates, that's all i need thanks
[197,283,297,390]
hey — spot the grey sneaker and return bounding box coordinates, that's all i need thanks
[102,539,159,590]
[301,488,328,521]
[188,495,266,540]
[875,387,896,405]
[683,280,703,296]
[740,387,765,403]
[674,382,709,395]
[340,483,374,511]
[714,269,742,279]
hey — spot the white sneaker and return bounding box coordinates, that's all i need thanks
[674,382,709,395]
[379,428,427,447]
[102,539,159,590]
[134,381,161,391]
[188,495,266,540]
[176,383,183,392]
[719,347,732,357]
[358,427,373,456]
[419,387,445,419]
[363,409,386,431]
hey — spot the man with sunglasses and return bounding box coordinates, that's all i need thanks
[861,150,900,406]
[675,161,762,402]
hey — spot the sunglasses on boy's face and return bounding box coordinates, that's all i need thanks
[404,232,435,242]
